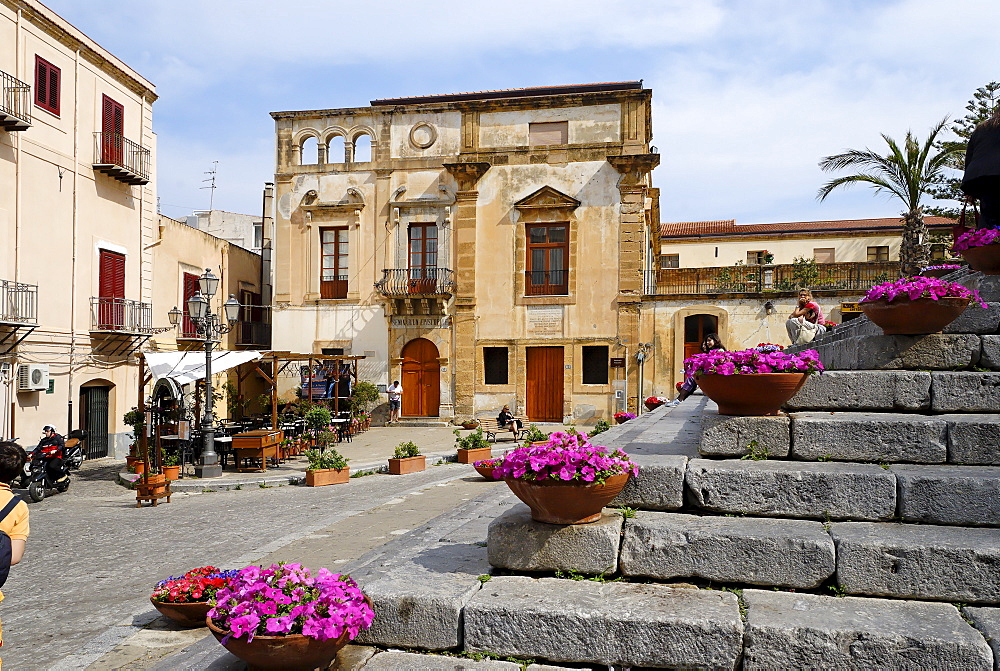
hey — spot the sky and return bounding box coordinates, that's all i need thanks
[40,0,1000,225]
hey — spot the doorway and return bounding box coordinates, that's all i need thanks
[684,314,720,360]
[401,338,440,417]
[79,386,111,459]
[526,346,563,422]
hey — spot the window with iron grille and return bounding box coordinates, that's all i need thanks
[320,227,348,299]
[526,224,569,295]
[867,245,889,262]
[581,346,609,385]
[34,55,60,116]
[660,254,679,269]
[483,347,508,385]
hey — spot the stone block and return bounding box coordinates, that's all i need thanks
[982,335,1000,371]
[742,590,993,670]
[948,414,1000,464]
[685,458,896,521]
[699,414,790,458]
[784,370,931,411]
[977,275,1000,303]
[619,512,834,588]
[964,606,1000,671]
[464,576,743,669]
[893,464,1000,527]
[363,651,522,670]
[848,334,982,370]
[487,505,622,574]
[945,302,1000,334]
[931,372,1000,412]
[610,454,686,510]
[831,521,1000,603]
[789,412,947,463]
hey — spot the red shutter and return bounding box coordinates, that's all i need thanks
[101,95,124,164]
[182,272,199,337]
[34,56,60,115]
[48,66,59,112]
[98,250,126,329]
[35,59,47,106]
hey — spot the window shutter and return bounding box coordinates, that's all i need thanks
[34,56,60,115]
[99,250,125,298]
[48,66,59,111]
[36,59,47,106]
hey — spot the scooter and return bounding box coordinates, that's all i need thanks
[24,430,86,502]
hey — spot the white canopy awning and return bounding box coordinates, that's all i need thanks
[145,350,263,386]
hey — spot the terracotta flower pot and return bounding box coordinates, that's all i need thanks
[504,473,630,524]
[150,598,211,627]
[162,465,180,481]
[305,468,349,486]
[962,244,1000,275]
[457,446,492,464]
[614,416,629,424]
[388,455,425,475]
[473,463,496,479]
[126,455,140,468]
[461,421,479,430]
[132,461,146,476]
[860,296,970,335]
[644,400,664,411]
[207,617,352,671]
[697,372,808,416]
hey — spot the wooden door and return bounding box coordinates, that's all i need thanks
[101,94,124,164]
[684,314,719,360]
[526,346,563,422]
[401,338,440,417]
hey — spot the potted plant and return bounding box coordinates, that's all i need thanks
[613,411,636,424]
[762,250,775,265]
[303,406,332,447]
[587,419,611,437]
[151,566,238,627]
[644,396,668,411]
[473,457,500,480]
[920,263,964,279]
[953,227,1000,275]
[684,348,824,416]
[459,418,480,430]
[493,432,639,525]
[859,276,987,335]
[162,453,180,481]
[207,563,374,670]
[453,427,492,464]
[388,441,425,475]
[521,424,548,447]
[304,448,349,486]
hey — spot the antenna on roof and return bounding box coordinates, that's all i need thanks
[201,161,219,211]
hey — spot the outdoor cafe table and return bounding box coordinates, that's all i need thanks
[231,429,284,472]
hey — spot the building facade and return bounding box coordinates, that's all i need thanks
[1,0,157,455]
[271,82,659,423]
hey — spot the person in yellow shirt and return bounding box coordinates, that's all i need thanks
[0,441,29,670]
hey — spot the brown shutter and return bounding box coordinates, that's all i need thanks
[34,56,60,115]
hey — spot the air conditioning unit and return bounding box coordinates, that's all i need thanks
[17,364,49,392]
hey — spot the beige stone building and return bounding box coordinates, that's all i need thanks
[640,216,955,398]
[1,0,157,455]
[271,82,659,423]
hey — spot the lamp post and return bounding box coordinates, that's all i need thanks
[168,268,240,478]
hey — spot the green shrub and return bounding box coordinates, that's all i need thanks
[305,448,348,471]
[588,419,611,437]
[304,406,332,431]
[393,441,421,459]
[522,424,548,444]
[454,427,491,451]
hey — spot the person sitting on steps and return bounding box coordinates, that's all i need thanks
[785,288,826,345]
[665,333,726,407]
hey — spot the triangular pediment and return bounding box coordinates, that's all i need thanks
[514,186,581,211]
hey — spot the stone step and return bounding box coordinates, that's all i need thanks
[830,521,1000,604]
[965,606,1000,669]
[786,370,1000,413]
[742,590,993,670]
[464,576,744,669]
[893,464,1000,527]
[811,333,991,371]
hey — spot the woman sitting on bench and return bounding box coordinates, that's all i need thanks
[497,405,522,433]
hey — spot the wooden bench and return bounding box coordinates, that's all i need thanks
[480,418,528,443]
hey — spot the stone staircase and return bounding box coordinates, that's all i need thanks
[338,270,1000,669]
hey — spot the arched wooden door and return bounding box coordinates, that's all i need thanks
[684,314,719,359]
[401,338,440,417]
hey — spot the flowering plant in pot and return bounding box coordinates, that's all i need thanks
[453,427,492,464]
[953,227,1000,275]
[613,411,636,424]
[151,566,239,627]
[472,457,500,479]
[753,342,785,353]
[859,276,986,335]
[459,418,480,430]
[207,562,374,670]
[644,396,668,411]
[388,441,425,475]
[492,432,639,524]
[920,263,964,278]
[685,348,824,416]
[304,448,349,486]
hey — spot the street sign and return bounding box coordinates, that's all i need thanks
[609,357,626,368]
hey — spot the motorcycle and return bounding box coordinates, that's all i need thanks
[24,430,86,502]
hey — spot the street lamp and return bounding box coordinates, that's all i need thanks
[171,268,240,478]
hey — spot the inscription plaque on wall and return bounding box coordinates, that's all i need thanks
[390,316,451,329]
[609,357,626,368]
[526,305,564,337]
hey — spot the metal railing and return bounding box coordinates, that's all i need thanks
[0,280,37,323]
[645,261,900,295]
[525,269,568,296]
[90,297,154,333]
[235,304,271,348]
[0,70,31,129]
[375,268,455,297]
[92,132,151,184]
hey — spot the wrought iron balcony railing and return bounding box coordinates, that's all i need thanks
[525,269,568,296]
[0,280,37,324]
[375,268,455,298]
[235,304,271,348]
[0,71,31,131]
[90,297,154,333]
[92,132,151,184]
[645,261,900,295]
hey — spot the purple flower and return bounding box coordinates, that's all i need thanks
[953,227,1000,252]
[684,349,825,377]
[491,434,639,483]
[860,277,986,308]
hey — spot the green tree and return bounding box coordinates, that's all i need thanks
[818,119,961,276]
[927,82,1000,219]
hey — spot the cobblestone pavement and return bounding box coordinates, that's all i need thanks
[0,454,504,670]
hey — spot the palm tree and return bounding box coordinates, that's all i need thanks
[817,119,960,276]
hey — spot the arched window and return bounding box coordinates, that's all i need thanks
[353,133,372,163]
[300,136,319,165]
[328,135,346,163]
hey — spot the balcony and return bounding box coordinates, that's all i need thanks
[375,268,455,298]
[90,297,154,333]
[525,269,568,296]
[645,261,900,296]
[235,304,271,349]
[92,132,151,185]
[0,71,31,131]
[0,279,38,354]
